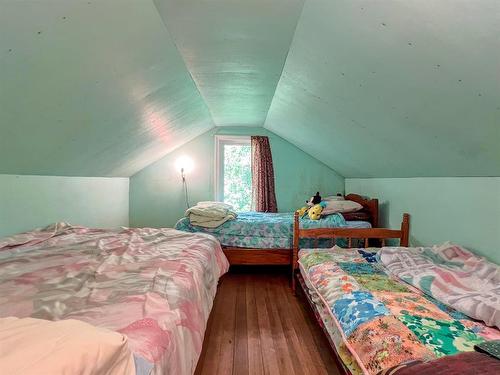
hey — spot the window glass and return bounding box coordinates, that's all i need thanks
[223,144,251,211]
[215,136,252,212]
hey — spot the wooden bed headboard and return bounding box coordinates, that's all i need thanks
[292,211,410,293]
[345,193,379,228]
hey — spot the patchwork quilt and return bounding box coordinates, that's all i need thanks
[299,246,500,375]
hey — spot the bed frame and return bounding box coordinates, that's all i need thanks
[222,193,379,266]
[291,213,410,374]
[292,212,409,293]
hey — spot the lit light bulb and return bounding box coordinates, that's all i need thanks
[175,156,194,174]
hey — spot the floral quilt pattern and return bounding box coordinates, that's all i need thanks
[347,316,435,374]
[353,274,410,293]
[298,247,498,375]
[398,314,484,357]
[175,212,348,248]
[333,291,389,336]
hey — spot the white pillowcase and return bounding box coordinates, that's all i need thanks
[323,195,345,202]
[322,200,363,215]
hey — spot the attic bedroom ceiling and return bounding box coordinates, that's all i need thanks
[266,0,500,177]
[0,0,213,177]
[0,0,499,178]
[153,0,305,126]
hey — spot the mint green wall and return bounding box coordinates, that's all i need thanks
[0,174,129,238]
[346,178,500,264]
[130,127,344,228]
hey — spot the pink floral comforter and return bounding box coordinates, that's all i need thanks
[0,223,229,375]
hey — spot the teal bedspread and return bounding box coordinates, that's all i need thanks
[174,212,350,248]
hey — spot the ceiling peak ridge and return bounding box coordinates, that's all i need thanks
[151,0,217,126]
[262,0,307,128]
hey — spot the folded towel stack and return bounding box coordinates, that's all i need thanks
[185,201,237,228]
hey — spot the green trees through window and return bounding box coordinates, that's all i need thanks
[223,144,252,211]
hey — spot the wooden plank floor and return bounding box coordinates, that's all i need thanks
[195,266,341,375]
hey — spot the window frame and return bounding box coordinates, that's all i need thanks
[214,135,251,204]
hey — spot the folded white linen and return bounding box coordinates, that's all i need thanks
[189,213,237,228]
[196,201,234,210]
[185,201,237,228]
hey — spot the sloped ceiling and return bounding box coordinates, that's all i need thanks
[265,0,500,177]
[0,0,213,177]
[153,0,304,126]
[0,0,499,178]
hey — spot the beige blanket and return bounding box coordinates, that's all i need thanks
[185,201,237,228]
[0,317,135,375]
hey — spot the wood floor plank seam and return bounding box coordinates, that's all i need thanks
[195,268,340,375]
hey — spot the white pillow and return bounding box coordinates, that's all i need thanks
[0,317,135,375]
[322,200,363,215]
[323,195,345,201]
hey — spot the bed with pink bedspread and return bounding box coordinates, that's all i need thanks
[0,223,229,375]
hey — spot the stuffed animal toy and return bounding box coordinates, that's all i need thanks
[296,206,309,218]
[306,192,322,207]
[308,201,327,220]
[297,192,325,219]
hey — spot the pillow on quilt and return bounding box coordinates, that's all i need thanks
[322,199,363,215]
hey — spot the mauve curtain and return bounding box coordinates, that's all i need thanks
[251,136,278,213]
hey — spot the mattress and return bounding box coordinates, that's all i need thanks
[298,246,500,375]
[175,212,371,248]
[0,223,230,375]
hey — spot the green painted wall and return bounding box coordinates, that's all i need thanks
[130,127,344,227]
[0,174,129,238]
[346,177,500,264]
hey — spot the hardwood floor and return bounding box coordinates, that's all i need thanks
[195,266,341,375]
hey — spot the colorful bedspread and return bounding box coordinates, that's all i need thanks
[380,243,500,329]
[0,223,230,375]
[299,246,500,375]
[175,212,368,248]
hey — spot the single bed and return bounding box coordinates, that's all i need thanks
[175,193,379,266]
[0,223,230,375]
[292,216,500,375]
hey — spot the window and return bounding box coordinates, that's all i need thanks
[215,136,252,211]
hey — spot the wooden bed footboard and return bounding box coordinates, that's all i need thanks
[220,193,381,267]
[292,212,410,293]
[222,247,291,265]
